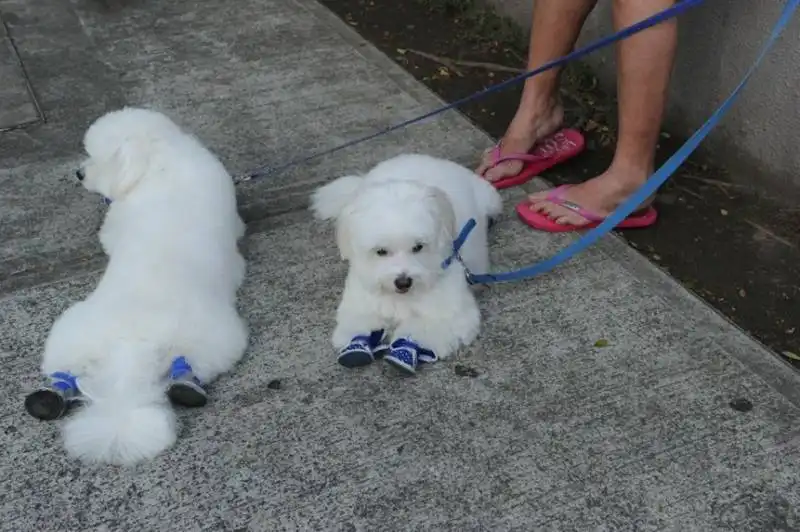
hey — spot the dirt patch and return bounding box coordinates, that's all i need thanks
[318,0,800,369]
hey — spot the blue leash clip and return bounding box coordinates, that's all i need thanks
[440,218,480,284]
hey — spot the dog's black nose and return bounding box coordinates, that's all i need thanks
[75,169,85,181]
[394,275,413,292]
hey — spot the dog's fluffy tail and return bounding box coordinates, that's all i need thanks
[62,345,176,466]
[472,176,503,219]
[310,175,364,220]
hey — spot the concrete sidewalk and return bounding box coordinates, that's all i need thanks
[1,0,799,530]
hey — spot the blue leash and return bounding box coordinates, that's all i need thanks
[461,0,799,285]
[441,218,477,270]
[239,0,705,181]
[231,0,795,284]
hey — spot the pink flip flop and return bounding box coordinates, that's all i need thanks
[516,185,658,232]
[481,129,586,190]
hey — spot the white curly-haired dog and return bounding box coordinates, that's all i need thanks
[310,153,502,375]
[24,107,249,465]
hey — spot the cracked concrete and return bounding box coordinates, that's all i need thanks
[1,0,799,530]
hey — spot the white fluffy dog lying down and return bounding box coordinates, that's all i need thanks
[311,154,502,375]
[24,108,249,465]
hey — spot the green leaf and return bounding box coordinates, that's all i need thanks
[594,339,610,348]
[783,350,800,361]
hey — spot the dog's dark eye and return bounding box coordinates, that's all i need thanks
[376,248,388,257]
[411,243,424,253]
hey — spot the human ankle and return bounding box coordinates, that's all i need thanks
[509,98,563,142]
[520,92,560,116]
[600,164,651,198]
[609,156,652,179]
[518,78,558,107]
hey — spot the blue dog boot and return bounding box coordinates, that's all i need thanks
[385,338,418,375]
[338,330,388,368]
[384,338,438,375]
[370,330,391,360]
[25,371,81,421]
[166,356,208,407]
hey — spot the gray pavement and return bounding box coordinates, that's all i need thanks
[1,0,799,530]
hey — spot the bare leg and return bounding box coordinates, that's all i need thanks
[476,0,598,182]
[529,0,677,227]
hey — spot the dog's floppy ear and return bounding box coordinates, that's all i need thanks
[309,175,364,221]
[108,139,149,200]
[427,185,458,247]
[311,175,365,261]
[334,210,355,261]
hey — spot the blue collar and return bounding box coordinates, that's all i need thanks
[441,218,476,271]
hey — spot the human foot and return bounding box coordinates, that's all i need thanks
[520,168,658,230]
[476,99,566,183]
